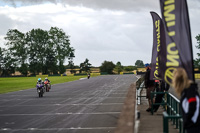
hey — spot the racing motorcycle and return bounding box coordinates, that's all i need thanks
[44,81,51,92]
[36,82,45,97]
[87,74,90,79]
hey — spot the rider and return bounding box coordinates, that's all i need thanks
[44,77,50,83]
[36,78,44,91]
[87,73,90,79]
[44,77,51,89]
[37,78,43,84]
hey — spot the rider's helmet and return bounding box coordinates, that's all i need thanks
[38,78,41,81]
[45,77,48,80]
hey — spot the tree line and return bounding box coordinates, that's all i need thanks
[99,60,144,74]
[67,59,144,75]
[0,26,148,77]
[98,33,200,75]
[0,27,74,76]
[194,34,200,70]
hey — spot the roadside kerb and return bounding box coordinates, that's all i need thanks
[114,83,136,133]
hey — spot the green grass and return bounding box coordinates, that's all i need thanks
[0,76,87,94]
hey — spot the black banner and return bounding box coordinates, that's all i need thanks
[150,12,162,80]
[150,12,166,81]
[159,0,194,85]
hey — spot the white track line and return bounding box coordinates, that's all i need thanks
[0,112,120,116]
[1,127,116,131]
[0,103,124,107]
[0,97,126,101]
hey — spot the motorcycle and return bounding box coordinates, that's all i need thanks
[44,81,51,92]
[87,74,90,79]
[36,83,45,97]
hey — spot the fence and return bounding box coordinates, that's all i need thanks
[136,73,146,105]
[150,91,167,115]
[136,81,146,105]
[150,92,184,133]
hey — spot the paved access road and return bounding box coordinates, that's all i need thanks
[0,75,137,133]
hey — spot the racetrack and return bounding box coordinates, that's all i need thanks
[0,75,137,133]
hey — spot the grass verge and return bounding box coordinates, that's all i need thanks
[0,76,87,94]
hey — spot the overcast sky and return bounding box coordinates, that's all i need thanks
[0,0,200,67]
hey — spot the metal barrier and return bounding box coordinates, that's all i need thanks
[150,91,167,115]
[136,81,146,105]
[150,92,184,133]
[163,112,182,133]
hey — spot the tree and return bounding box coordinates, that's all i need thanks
[114,61,123,74]
[124,65,137,72]
[79,58,91,73]
[48,27,75,74]
[26,27,74,75]
[2,27,75,76]
[26,28,49,75]
[135,60,144,67]
[68,52,76,74]
[17,63,29,76]
[195,34,200,70]
[100,61,115,74]
[68,60,76,74]
[0,49,17,76]
[4,29,28,76]
[0,47,4,75]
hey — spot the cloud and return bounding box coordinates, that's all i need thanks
[0,0,200,66]
[187,0,200,59]
[0,14,15,35]
[3,0,160,12]
[0,3,153,66]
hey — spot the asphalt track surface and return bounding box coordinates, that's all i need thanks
[0,75,138,133]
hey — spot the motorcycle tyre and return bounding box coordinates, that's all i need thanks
[48,85,51,91]
[39,90,43,97]
[44,86,47,92]
[46,85,50,92]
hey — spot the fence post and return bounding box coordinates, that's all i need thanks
[163,112,169,133]
[175,102,178,129]
[167,93,170,114]
[151,91,154,115]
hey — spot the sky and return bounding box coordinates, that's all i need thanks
[0,0,200,67]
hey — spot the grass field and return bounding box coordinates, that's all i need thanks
[0,76,87,94]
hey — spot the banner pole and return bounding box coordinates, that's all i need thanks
[185,0,195,82]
